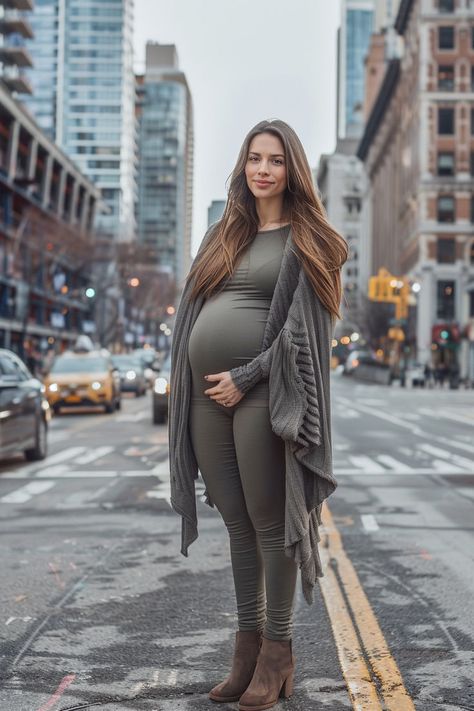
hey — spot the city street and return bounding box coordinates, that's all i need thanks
[0,376,472,711]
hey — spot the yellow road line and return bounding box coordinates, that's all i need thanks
[319,503,416,710]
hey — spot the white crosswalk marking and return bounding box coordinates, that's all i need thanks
[335,466,473,476]
[348,456,385,473]
[73,446,114,465]
[337,407,360,419]
[361,514,379,532]
[418,407,474,427]
[115,412,148,422]
[376,455,415,473]
[38,446,86,467]
[0,470,157,480]
[1,481,55,504]
[417,443,473,471]
[431,460,468,474]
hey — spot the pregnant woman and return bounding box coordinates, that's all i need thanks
[169,119,348,710]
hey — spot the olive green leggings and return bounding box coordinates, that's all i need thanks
[189,383,298,641]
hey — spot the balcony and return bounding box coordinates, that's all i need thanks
[1,0,34,10]
[2,71,33,94]
[0,46,33,67]
[0,16,34,39]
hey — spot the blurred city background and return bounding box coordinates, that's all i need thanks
[0,0,472,385]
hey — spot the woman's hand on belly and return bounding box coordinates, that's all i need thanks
[203,371,245,407]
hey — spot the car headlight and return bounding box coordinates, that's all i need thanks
[126,370,137,380]
[91,381,102,390]
[154,377,168,394]
[49,383,59,392]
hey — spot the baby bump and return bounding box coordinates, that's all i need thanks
[188,293,270,401]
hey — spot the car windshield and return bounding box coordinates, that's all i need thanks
[112,356,141,368]
[50,357,108,374]
[134,350,155,364]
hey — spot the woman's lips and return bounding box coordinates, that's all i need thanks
[255,181,273,187]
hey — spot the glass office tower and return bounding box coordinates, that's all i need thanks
[136,43,194,288]
[22,0,136,241]
[337,0,375,139]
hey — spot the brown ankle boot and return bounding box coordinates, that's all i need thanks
[209,630,263,703]
[238,637,295,711]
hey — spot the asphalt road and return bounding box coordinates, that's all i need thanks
[0,375,472,711]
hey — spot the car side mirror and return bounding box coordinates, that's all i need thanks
[0,376,18,389]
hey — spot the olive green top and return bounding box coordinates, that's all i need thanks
[188,224,291,402]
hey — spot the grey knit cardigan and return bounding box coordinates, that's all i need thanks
[168,225,337,604]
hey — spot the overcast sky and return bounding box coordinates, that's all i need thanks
[134,0,341,254]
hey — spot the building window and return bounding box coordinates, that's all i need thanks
[438,26,455,49]
[437,195,455,222]
[438,65,454,90]
[438,0,454,11]
[438,107,455,134]
[436,280,455,320]
[437,238,455,263]
[437,152,455,175]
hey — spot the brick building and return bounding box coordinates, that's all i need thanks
[357,0,474,376]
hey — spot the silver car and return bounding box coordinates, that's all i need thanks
[111,355,147,397]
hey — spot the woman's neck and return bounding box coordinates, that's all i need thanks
[255,198,287,231]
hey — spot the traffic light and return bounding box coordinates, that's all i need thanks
[432,324,460,349]
[368,268,393,300]
[368,268,410,319]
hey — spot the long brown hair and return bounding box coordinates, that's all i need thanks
[187,119,348,319]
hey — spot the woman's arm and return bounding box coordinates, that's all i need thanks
[228,328,286,395]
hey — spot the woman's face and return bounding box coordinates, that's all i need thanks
[245,132,287,201]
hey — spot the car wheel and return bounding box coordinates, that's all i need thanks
[24,417,48,461]
[115,397,121,410]
[52,404,61,415]
[153,408,166,425]
[104,400,114,414]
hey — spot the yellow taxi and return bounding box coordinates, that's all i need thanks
[44,349,121,414]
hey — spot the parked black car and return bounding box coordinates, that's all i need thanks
[152,352,171,424]
[0,348,51,461]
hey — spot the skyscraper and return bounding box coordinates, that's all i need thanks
[21,0,136,241]
[136,42,194,289]
[207,199,226,228]
[337,0,375,140]
[0,0,34,95]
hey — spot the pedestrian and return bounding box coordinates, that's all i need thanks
[423,362,432,389]
[168,119,348,710]
[439,362,448,388]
